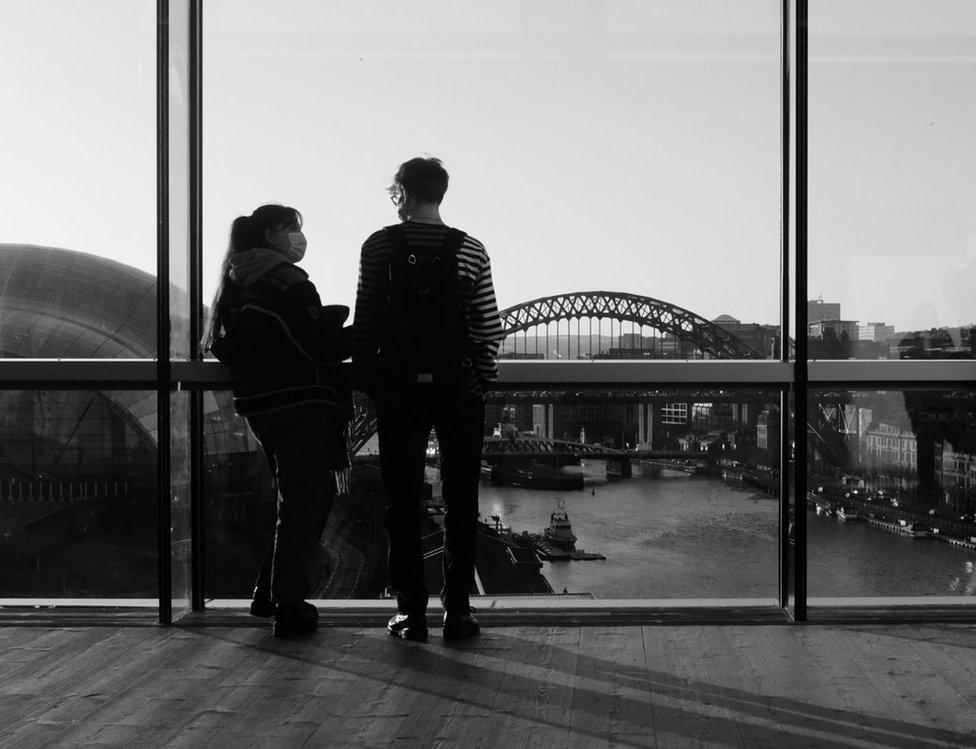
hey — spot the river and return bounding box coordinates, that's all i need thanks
[475,461,976,601]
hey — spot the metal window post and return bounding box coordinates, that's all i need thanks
[793,0,809,622]
[778,0,792,609]
[189,0,205,612]
[156,0,173,626]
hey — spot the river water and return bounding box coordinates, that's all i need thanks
[475,461,976,601]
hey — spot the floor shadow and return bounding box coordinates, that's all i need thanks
[836,622,976,652]
[188,626,975,747]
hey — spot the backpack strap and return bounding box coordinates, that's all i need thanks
[383,223,409,256]
[381,224,467,293]
[440,227,467,256]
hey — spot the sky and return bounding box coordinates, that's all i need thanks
[2,0,975,333]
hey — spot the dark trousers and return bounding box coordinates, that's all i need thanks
[247,403,335,604]
[377,390,485,614]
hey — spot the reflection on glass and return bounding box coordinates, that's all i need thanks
[806,298,976,360]
[809,1,976,359]
[808,389,976,602]
[205,388,780,602]
[0,0,156,358]
[203,390,274,598]
[0,390,157,598]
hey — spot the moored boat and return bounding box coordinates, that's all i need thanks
[544,499,578,550]
[905,522,931,538]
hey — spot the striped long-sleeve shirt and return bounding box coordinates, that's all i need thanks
[352,220,504,397]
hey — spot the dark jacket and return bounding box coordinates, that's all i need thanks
[210,262,353,462]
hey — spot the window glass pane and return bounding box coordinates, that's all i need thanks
[204,0,782,360]
[203,390,275,598]
[205,387,780,602]
[171,392,192,616]
[809,1,976,359]
[808,389,976,605]
[169,1,192,360]
[0,390,157,601]
[0,1,157,359]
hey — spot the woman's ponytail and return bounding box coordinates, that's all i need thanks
[202,204,302,352]
[229,215,255,252]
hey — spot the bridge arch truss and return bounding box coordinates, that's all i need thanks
[498,291,760,360]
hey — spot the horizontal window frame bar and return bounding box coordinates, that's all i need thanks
[0,360,159,388]
[1,598,973,626]
[0,359,973,387]
[494,360,792,386]
[807,360,976,385]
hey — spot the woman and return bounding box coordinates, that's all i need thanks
[203,204,351,637]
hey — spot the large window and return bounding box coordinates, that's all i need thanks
[203,0,783,359]
[808,389,976,603]
[0,390,157,602]
[809,1,976,360]
[1,1,974,623]
[0,0,157,359]
[204,388,781,603]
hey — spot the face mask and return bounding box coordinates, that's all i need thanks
[281,231,307,262]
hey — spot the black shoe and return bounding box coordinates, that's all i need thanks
[443,610,480,640]
[273,601,318,638]
[250,596,274,618]
[387,611,428,641]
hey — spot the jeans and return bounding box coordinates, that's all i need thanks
[377,389,485,614]
[246,403,335,604]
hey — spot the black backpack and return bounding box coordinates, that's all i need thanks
[380,224,472,393]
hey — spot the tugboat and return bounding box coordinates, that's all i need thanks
[544,499,577,551]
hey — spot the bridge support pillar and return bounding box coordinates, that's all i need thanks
[637,403,656,447]
[606,458,632,479]
[532,403,555,440]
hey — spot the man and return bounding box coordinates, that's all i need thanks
[352,157,504,641]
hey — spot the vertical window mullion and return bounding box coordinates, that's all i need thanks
[792,0,809,622]
[189,0,205,612]
[779,0,792,610]
[156,0,173,626]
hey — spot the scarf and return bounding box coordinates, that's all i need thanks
[228,247,290,287]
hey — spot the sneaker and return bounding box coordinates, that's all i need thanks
[272,601,318,638]
[387,611,429,641]
[443,610,480,640]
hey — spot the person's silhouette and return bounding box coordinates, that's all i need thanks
[352,157,504,641]
[204,204,351,637]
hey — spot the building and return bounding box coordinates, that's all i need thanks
[936,444,976,512]
[863,420,918,481]
[808,298,841,322]
[712,315,780,358]
[859,322,895,343]
[808,319,860,341]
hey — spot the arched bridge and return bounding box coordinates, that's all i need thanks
[499,291,761,359]
[482,436,699,461]
[348,290,809,463]
[484,436,627,460]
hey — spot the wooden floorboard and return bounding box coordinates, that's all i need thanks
[4,623,976,747]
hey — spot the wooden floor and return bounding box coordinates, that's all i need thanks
[3,622,976,747]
